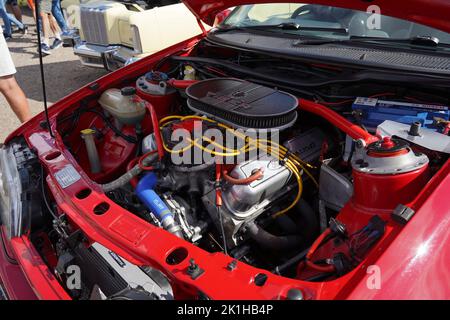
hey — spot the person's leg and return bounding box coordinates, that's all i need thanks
[51,0,67,32]
[48,13,60,36]
[40,11,49,42]
[6,0,22,23]
[7,12,24,29]
[27,0,36,21]
[3,4,24,31]
[39,11,52,54]
[0,0,13,37]
[0,75,31,123]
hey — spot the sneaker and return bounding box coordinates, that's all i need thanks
[3,33,12,41]
[61,29,76,38]
[50,38,63,50]
[20,25,28,35]
[39,43,52,56]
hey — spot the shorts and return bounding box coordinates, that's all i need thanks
[39,0,52,13]
[0,33,16,77]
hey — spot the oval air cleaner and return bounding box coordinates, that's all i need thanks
[186,78,298,130]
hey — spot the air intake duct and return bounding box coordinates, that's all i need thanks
[186,78,298,130]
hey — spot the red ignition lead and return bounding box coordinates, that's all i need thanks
[305,228,336,273]
[298,99,379,145]
[222,168,264,185]
[215,163,223,207]
[138,150,157,171]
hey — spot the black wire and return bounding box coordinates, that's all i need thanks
[217,206,228,255]
[35,1,54,138]
[271,247,310,275]
[0,229,18,265]
[58,109,138,144]
[85,110,138,144]
[41,167,59,221]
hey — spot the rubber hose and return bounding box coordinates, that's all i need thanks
[101,153,158,192]
[247,222,303,251]
[295,199,319,243]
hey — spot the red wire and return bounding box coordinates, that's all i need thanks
[138,150,157,171]
[140,100,164,160]
[304,228,336,273]
[215,163,222,207]
[222,168,264,185]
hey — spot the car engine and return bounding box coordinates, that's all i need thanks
[43,48,450,299]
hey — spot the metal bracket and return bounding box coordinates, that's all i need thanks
[391,204,416,225]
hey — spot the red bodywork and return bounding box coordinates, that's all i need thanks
[1,1,450,300]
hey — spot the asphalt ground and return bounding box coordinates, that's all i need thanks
[1,8,107,142]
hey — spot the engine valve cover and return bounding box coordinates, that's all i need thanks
[223,155,291,216]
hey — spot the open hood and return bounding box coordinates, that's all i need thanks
[182,0,450,33]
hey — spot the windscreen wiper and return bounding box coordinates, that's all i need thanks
[216,22,349,35]
[350,35,442,47]
[293,35,447,49]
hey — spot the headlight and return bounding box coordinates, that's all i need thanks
[0,145,22,240]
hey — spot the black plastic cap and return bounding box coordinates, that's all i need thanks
[121,87,136,96]
[408,121,421,136]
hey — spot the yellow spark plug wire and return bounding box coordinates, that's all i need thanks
[158,115,318,218]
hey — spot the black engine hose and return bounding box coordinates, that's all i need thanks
[295,199,319,243]
[247,222,303,251]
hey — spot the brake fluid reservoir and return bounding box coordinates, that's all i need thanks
[136,71,176,119]
[99,87,146,126]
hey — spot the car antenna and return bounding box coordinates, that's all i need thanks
[34,4,54,138]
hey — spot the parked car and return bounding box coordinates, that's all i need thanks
[1,0,450,300]
[60,0,208,70]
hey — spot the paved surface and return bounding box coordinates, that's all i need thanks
[1,9,107,142]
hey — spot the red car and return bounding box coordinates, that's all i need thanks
[1,0,450,300]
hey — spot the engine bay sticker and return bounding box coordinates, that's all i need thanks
[54,164,82,189]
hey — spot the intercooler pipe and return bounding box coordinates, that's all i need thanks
[167,79,199,90]
[246,222,303,251]
[298,98,379,145]
[135,172,184,239]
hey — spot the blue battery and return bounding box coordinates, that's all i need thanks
[352,97,449,132]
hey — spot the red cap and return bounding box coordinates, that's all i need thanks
[381,136,396,149]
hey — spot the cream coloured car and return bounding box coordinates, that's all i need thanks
[61,0,207,71]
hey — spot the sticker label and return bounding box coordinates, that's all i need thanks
[55,164,81,189]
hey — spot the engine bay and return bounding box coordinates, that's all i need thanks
[18,42,450,299]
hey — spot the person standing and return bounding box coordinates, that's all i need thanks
[38,0,63,54]
[0,32,31,123]
[52,0,70,37]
